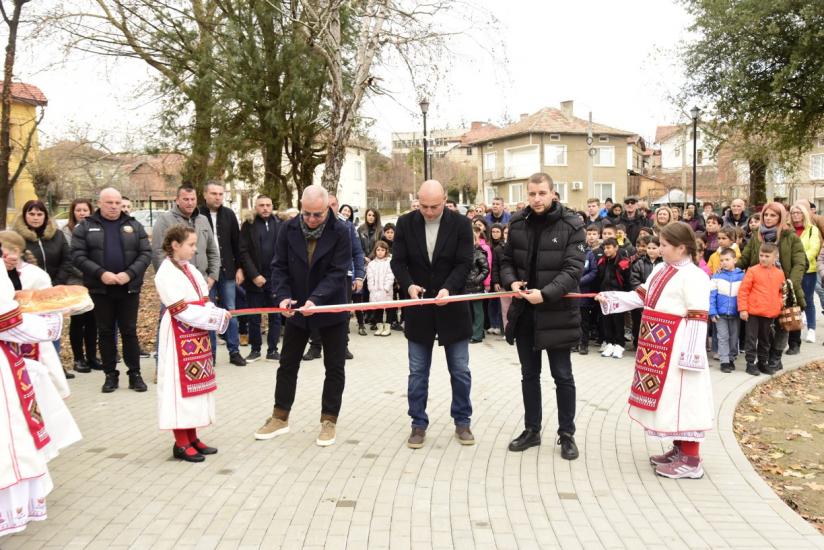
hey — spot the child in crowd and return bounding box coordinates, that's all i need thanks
[710,248,745,373]
[695,238,712,276]
[737,242,785,376]
[629,235,663,350]
[577,226,600,355]
[597,237,631,358]
[467,226,490,343]
[382,223,403,330]
[487,223,505,335]
[745,213,761,244]
[155,225,230,463]
[615,224,636,257]
[365,240,395,337]
[595,222,713,479]
[706,226,740,274]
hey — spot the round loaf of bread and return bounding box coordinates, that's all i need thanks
[15,285,92,314]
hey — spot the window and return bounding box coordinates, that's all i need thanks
[509,183,524,204]
[697,149,704,164]
[353,159,363,181]
[554,182,568,203]
[504,145,539,178]
[544,144,567,166]
[485,186,497,204]
[594,182,614,203]
[674,147,681,157]
[549,134,561,141]
[594,146,615,167]
[598,136,609,143]
[484,152,497,172]
[466,147,473,156]
[811,154,824,179]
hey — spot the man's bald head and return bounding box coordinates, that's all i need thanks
[98,187,123,221]
[300,184,329,229]
[417,180,446,221]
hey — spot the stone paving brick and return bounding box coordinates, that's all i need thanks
[4,323,824,548]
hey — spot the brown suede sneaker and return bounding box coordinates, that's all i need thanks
[254,408,289,440]
[407,427,426,449]
[455,425,475,445]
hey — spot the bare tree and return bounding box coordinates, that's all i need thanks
[0,0,42,228]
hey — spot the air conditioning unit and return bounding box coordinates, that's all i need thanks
[571,181,583,191]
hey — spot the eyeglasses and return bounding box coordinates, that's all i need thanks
[301,211,325,219]
[624,199,637,205]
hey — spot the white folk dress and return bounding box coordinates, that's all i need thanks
[155,258,229,431]
[17,262,70,399]
[599,259,714,442]
[0,266,78,537]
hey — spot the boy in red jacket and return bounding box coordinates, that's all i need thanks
[738,243,785,376]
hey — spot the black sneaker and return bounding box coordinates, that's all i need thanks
[578,345,589,355]
[65,370,76,379]
[720,362,733,373]
[139,348,151,359]
[102,372,119,393]
[345,349,354,360]
[391,322,403,331]
[266,350,280,361]
[746,363,760,376]
[508,429,541,452]
[88,357,103,370]
[303,348,321,361]
[358,325,367,336]
[557,433,579,460]
[786,344,801,356]
[246,350,261,363]
[128,373,148,392]
[74,360,92,373]
[369,324,378,331]
[229,352,247,366]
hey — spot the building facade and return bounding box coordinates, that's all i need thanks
[1,82,46,217]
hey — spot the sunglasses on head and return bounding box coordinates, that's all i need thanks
[624,199,637,205]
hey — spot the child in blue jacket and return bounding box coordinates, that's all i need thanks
[710,248,745,373]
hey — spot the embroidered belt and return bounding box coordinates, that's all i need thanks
[629,309,682,412]
[169,299,216,397]
[0,341,49,449]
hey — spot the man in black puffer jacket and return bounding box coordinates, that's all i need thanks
[71,187,151,393]
[500,173,585,459]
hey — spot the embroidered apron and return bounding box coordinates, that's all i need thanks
[629,265,681,411]
[168,264,216,398]
[0,341,50,449]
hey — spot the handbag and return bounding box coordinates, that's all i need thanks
[778,280,803,332]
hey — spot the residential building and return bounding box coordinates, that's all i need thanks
[391,127,468,158]
[312,144,369,213]
[467,101,635,209]
[773,137,824,211]
[1,82,46,216]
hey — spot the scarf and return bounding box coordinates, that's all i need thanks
[300,215,327,241]
[759,224,777,243]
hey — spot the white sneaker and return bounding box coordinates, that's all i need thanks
[599,342,609,352]
[601,344,615,357]
[611,345,624,359]
[806,329,816,343]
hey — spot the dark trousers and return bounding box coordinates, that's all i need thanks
[745,315,773,366]
[275,321,347,419]
[309,277,352,351]
[69,310,96,362]
[236,285,248,335]
[514,308,576,434]
[603,312,625,346]
[579,305,593,346]
[92,288,140,375]
[247,291,281,353]
[470,301,484,341]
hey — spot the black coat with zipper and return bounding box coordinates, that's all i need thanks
[198,204,240,273]
[500,203,586,350]
[238,214,280,293]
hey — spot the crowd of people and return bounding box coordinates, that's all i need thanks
[6,174,824,537]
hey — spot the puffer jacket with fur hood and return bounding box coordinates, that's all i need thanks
[12,214,72,284]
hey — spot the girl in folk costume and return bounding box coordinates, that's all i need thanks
[1,231,70,398]
[595,222,713,479]
[365,240,394,336]
[0,255,81,536]
[155,225,230,463]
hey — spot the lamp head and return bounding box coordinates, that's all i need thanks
[419,98,430,115]
[690,106,701,120]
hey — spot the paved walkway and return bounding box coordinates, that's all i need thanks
[5,324,824,549]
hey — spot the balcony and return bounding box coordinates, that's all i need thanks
[483,164,537,182]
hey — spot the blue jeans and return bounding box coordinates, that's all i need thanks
[488,298,502,329]
[247,290,281,353]
[209,271,239,357]
[802,272,817,329]
[407,339,472,429]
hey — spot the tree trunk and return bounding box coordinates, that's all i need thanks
[260,139,286,209]
[182,97,213,195]
[0,0,25,229]
[748,158,767,207]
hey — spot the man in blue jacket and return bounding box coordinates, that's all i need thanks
[254,185,351,447]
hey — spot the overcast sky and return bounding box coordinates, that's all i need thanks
[25,0,695,153]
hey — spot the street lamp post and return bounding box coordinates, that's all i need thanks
[690,106,701,209]
[420,98,430,181]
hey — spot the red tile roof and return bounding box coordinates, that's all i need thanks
[460,122,500,146]
[0,82,47,106]
[467,107,634,145]
[654,125,681,143]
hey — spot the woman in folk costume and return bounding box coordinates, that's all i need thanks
[0,251,81,536]
[1,231,70,398]
[595,222,713,479]
[155,225,230,463]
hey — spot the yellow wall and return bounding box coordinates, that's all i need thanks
[7,100,39,214]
